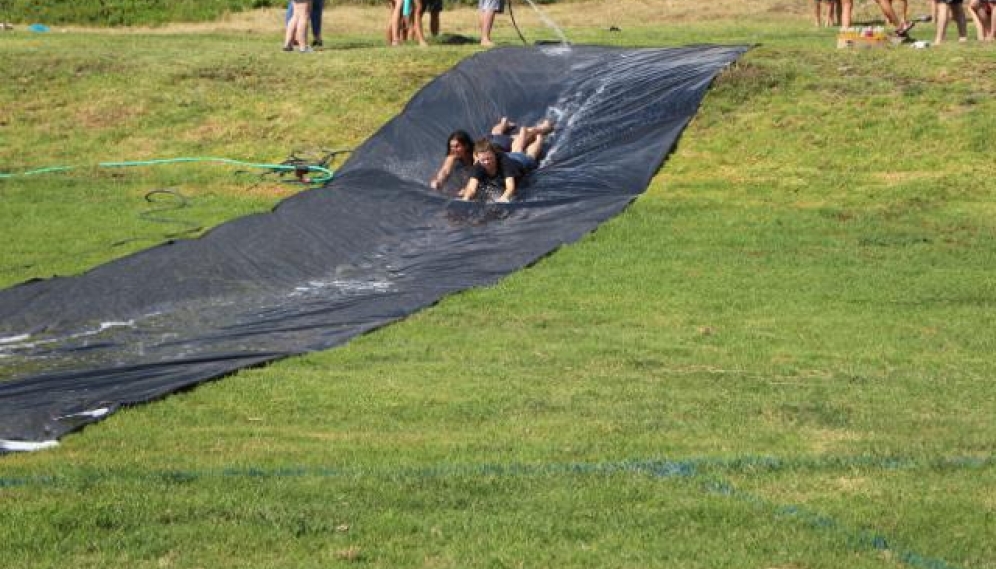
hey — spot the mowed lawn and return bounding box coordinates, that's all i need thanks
[1,1,995,567]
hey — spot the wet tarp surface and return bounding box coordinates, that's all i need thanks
[0,45,746,448]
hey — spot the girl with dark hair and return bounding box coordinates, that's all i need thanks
[430,130,474,190]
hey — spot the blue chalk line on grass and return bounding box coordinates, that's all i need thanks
[4,454,989,569]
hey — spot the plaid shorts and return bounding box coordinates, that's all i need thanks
[479,0,505,12]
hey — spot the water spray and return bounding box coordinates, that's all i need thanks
[508,0,570,47]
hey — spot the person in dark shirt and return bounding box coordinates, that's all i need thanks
[458,118,553,203]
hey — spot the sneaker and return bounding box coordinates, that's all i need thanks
[299,46,314,53]
[282,44,293,52]
[312,38,323,47]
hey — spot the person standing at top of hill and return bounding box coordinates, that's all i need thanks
[286,0,324,47]
[388,0,427,46]
[420,0,444,37]
[479,0,504,46]
[284,0,313,52]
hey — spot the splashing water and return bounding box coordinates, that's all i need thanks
[517,0,570,46]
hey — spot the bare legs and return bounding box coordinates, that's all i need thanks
[479,8,497,46]
[969,0,994,40]
[935,0,967,43]
[814,0,841,26]
[284,1,311,52]
[488,117,556,161]
[875,0,907,28]
[510,119,554,160]
[840,0,854,27]
[389,0,427,46]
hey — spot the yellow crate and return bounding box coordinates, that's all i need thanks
[837,28,890,48]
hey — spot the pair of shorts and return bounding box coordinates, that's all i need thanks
[479,0,505,13]
[936,0,963,4]
[485,133,513,153]
[424,0,443,12]
[506,152,537,171]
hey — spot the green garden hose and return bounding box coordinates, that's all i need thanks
[0,156,335,184]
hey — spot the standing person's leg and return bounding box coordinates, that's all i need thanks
[416,0,443,39]
[389,0,405,45]
[987,1,996,39]
[935,0,952,41]
[897,0,909,21]
[828,0,841,24]
[875,0,905,28]
[814,0,823,26]
[840,0,854,27]
[969,0,986,38]
[284,0,295,48]
[298,1,312,51]
[415,1,427,41]
[952,0,968,38]
[283,1,298,49]
[430,1,441,36]
[479,0,501,46]
[310,0,324,46]
[409,0,427,46]
[285,0,311,52]
[299,0,311,46]
[385,0,392,44]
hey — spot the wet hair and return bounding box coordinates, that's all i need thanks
[446,130,474,156]
[473,138,498,155]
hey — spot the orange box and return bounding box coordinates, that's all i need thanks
[837,28,889,48]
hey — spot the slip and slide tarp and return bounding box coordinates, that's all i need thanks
[0,45,747,450]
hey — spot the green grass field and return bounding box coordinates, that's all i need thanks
[2,1,995,567]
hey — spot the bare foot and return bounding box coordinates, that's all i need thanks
[494,116,516,134]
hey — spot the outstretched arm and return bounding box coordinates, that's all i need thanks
[496,176,517,203]
[459,177,480,201]
[430,155,457,190]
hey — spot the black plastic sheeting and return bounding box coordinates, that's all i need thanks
[0,45,746,450]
